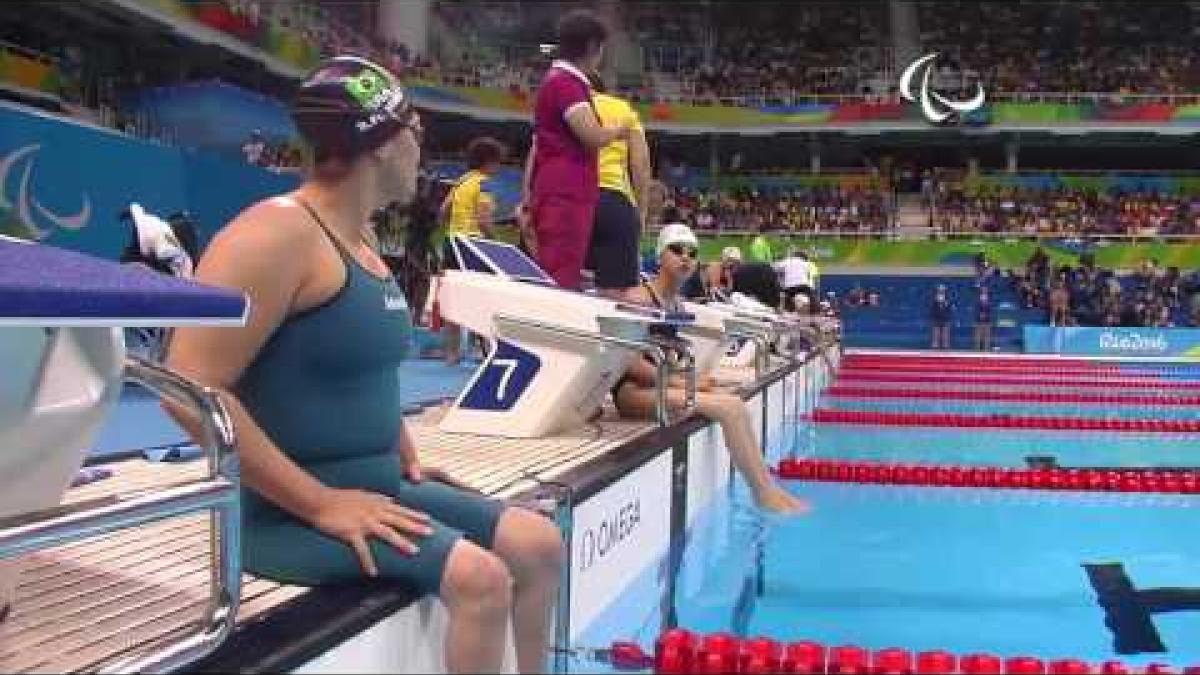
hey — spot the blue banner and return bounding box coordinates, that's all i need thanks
[129,80,297,157]
[0,104,297,259]
[1024,326,1200,359]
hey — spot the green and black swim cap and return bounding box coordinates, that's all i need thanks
[291,55,414,161]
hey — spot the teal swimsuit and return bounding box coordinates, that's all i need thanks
[235,201,502,593]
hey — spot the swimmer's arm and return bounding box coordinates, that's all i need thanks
[626,357,715,391]
[163,213,332,523]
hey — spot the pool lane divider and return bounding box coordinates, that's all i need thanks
[834,372,1200,391]
[564,630,1200,673]
[838,360,1199,377]
[825,386,1200,406]
[811,408,1200,433]
[775,457,1200,495]
[840,355,1200,375]
[839,364,1168,377]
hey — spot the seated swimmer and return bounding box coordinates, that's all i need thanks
[611,223,810,514]
[165,56,561,674]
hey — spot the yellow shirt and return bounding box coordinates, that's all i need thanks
[446,169,496,236]
[592,93,642,203]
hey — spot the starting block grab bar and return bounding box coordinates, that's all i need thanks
[494,314,697,427]
[0,356,241,674]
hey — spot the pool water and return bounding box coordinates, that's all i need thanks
[695,482,1200,668]
[574,357,1200,671]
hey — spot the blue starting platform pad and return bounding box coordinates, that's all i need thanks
[0,237,246,327]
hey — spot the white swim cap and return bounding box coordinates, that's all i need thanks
[657,223,699,255]
[721,246,743,262]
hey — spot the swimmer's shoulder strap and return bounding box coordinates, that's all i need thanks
[294,197,355,261]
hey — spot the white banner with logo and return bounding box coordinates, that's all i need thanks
[686,422,731,529]
[569,451,673,640]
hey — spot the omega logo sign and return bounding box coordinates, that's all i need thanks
[578,498,641,572]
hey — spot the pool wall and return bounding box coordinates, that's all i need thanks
[559,350,838,670]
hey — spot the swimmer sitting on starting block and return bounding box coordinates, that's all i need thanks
[611,224,810,515]
[164,56,561,674]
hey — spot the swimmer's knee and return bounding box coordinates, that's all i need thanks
[441,541,513,614]
[497,508,563,575]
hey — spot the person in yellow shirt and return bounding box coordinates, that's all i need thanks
[440,136,506,364]
[585,74,652,300]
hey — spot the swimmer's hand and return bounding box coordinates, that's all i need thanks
[312,488,434,576]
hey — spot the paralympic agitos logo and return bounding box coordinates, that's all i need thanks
[899,53,986,124]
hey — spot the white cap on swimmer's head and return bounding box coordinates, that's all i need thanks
[657,223,699,256]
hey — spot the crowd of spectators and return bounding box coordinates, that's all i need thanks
[431,0,1200,103]
[1008,249,1200,328]
[932,179,1200,237]
[9,0,1200,147]
[633,1,890,102]
[413,1,1200,104]
[917,1,1199,98]
[662,184,892,234]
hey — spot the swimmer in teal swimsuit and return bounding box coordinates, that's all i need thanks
[166,56,562,674]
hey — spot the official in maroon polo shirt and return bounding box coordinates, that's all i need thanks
[520,10,630,290]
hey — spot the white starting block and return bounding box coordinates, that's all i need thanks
[701,292,840,370]
[437,236,697,438]
[0,236,247,670]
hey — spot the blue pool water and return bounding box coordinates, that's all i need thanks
[571,359,1200,671]
[700,482,1200,669]
[802,426,1200,468]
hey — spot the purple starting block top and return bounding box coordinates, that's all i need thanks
[0,237,247,326]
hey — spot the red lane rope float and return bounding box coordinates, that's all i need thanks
[840,355,1199,373]
[839,364,1134,377]
[842,354,1108,366]
[838,358,1190,374]
[578,631,1200,673]
[842,356,1127,368]
[812,408,1200,433]
[775,457,1200,495]
[825,386,1200,406]
[834,372,1200,391]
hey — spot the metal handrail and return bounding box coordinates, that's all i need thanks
[0,355,241,674]
[494,314,697,427]
[727,329,769,377]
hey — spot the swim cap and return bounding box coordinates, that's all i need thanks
[656,223,698,255]
[291,56,413,161]
[721,246,743,263]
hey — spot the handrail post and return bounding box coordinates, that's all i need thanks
[0,356,243,674]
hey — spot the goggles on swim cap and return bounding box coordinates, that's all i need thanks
[292,56,415,159]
